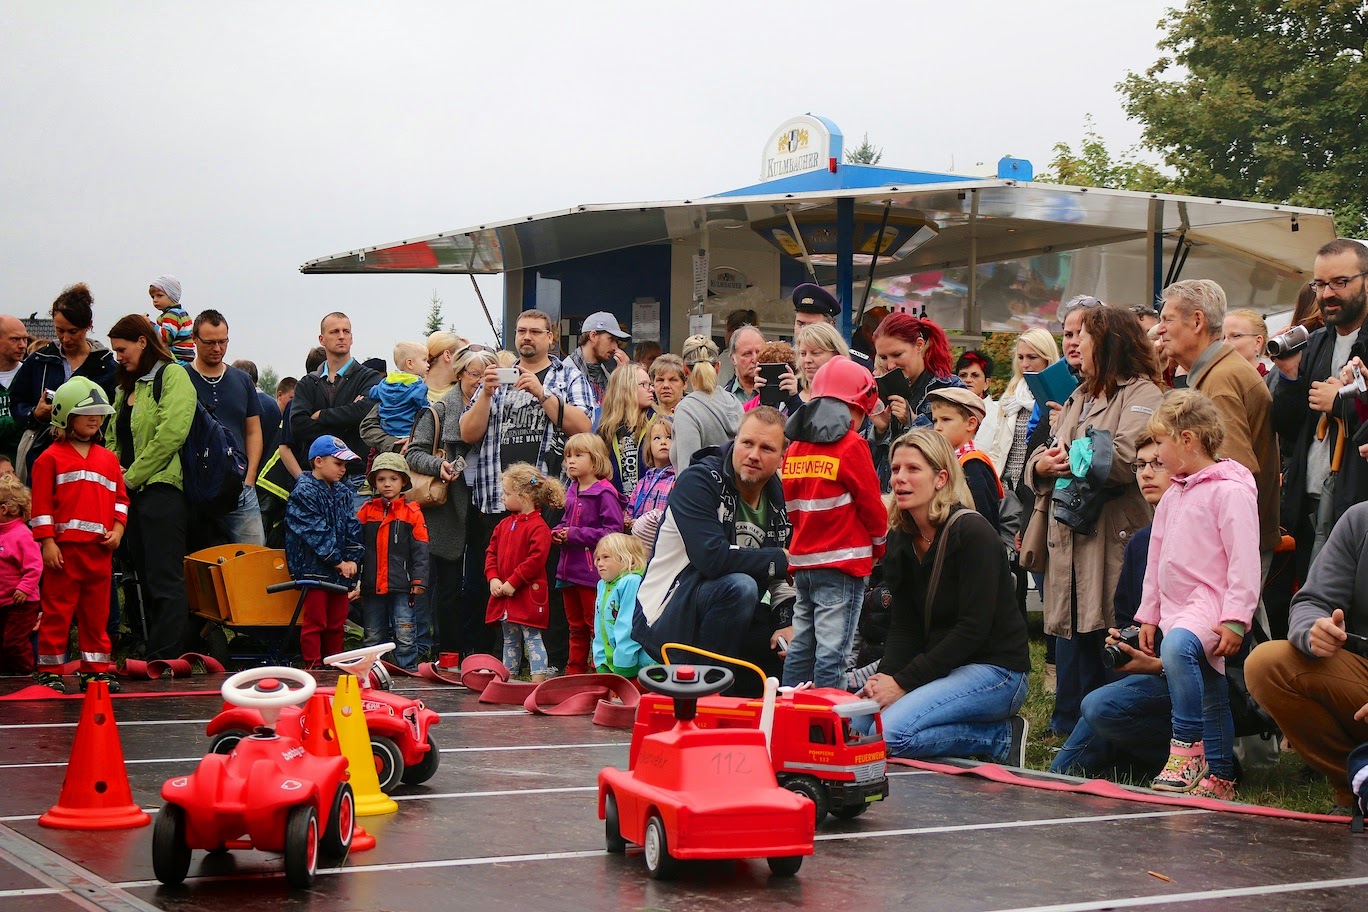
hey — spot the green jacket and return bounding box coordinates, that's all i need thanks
[110,361,195,491]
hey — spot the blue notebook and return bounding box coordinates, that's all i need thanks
[1024,359,1079,408]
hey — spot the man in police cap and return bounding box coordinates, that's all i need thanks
[792,283,841,341]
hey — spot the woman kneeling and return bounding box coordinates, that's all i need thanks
[857,428,1031,764]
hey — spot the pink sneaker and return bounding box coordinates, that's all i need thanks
[1190,774,1236,801]
[1152,739,1208,793]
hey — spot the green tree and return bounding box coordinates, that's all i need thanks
[259,365,280,395]
[1120,0,1368,235]
[424,290,444,336]
[845,133,883,165]
[1035,115,1172,192]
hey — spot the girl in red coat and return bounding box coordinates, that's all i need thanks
[486,463,565,682]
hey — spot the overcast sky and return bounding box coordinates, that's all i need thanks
[0,1,1175,378]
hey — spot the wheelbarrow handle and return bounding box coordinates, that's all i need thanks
[266,580,352,595]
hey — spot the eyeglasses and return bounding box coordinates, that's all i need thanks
[1134,459,1165,473]
[195,337,229,348]
[515,328,551,337]
[636,381,653,390]
[1309,272,1368,293]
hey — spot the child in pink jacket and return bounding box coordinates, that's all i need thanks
[0,474,43,674]
[1135,391,1259,800]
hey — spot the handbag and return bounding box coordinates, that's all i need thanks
[1019,487,1051,574]
[405,405,449,508]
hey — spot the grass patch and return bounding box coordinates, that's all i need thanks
[1020,615,1336,813]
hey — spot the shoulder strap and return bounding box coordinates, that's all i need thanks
[924,509,970,638]
[429,404,443,456]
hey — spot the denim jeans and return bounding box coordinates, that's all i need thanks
[1051,628,1110,736]
[855,663,1029,762]
[1162,626,1235,780]
[1050,673,1172,778]
[783,569,865,689]
[220,484,266,546]
[693,573,760,659]
[502,622,548,676]
[361,591,418,670]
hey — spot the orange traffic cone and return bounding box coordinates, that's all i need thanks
[39,680,150,830]
[299,692,375,851]
[300,693,341,756]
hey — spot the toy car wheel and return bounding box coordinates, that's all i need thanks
[399,734,439,785]
[320,783,355,858]
[152,803,192,886]
[767,855,803,877]
[371,735,405,792]
[283,804,319,889]
[209,729,251,755]
[603,792,627,854]
[783,775,830,826]
[830,803,870,820]
[642,814,678,880]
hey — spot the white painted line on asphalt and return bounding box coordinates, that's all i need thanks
[0,740,628,769]
[103,807,1216,888]
[0,709,529,731]
[983,875,1368,912]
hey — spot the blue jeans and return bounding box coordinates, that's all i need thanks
[693,573,760,659]
[502,623,548,676]
[1051,628,1110,736]
[220,485,266,546]
[1051,673,1172,777]
[361,591,418,670]
[856,664,1029,763]
[1162,627,1235,779]
[783,569,865,689]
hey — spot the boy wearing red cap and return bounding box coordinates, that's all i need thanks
[781,358,887,689]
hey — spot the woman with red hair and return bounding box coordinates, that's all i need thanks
[870,312,964,439]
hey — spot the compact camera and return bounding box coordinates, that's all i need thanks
[1339,364,1368,399]
[1102,625,1143,669]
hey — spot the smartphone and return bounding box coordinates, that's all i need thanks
[758,362,789,406]
[495,367,519,385]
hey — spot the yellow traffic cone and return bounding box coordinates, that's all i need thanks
[332,675,397,816]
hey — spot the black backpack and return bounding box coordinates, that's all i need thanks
[152,365,247,516]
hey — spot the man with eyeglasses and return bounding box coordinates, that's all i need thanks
[462,310,593,674]
[186,310,264,546]
[0,316,29,461]
[1272,238,1368,588]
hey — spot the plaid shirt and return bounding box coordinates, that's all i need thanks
[469,356,594,513]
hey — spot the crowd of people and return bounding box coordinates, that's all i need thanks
[4,240,1368,814]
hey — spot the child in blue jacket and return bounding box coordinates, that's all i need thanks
[286,435,365,666]
[592,533,647,677]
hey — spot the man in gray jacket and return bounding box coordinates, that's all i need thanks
[1247,501,1368,812]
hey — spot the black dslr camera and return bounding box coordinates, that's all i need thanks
[1103,625,1143,669]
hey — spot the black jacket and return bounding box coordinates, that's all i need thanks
[879,507,1030,693]
[289,361,383,477]
[1271,326,1368,523]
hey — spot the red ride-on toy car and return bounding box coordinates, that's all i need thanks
[204,643,440,791]
[598,664,815,880]
[154,667,354,889]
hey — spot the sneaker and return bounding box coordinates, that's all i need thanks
[33,671,66,693]
[1005,715,1029,767]
[1152,739,1208,793]
[1189,774,1236,801]
[80,672,122,694]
